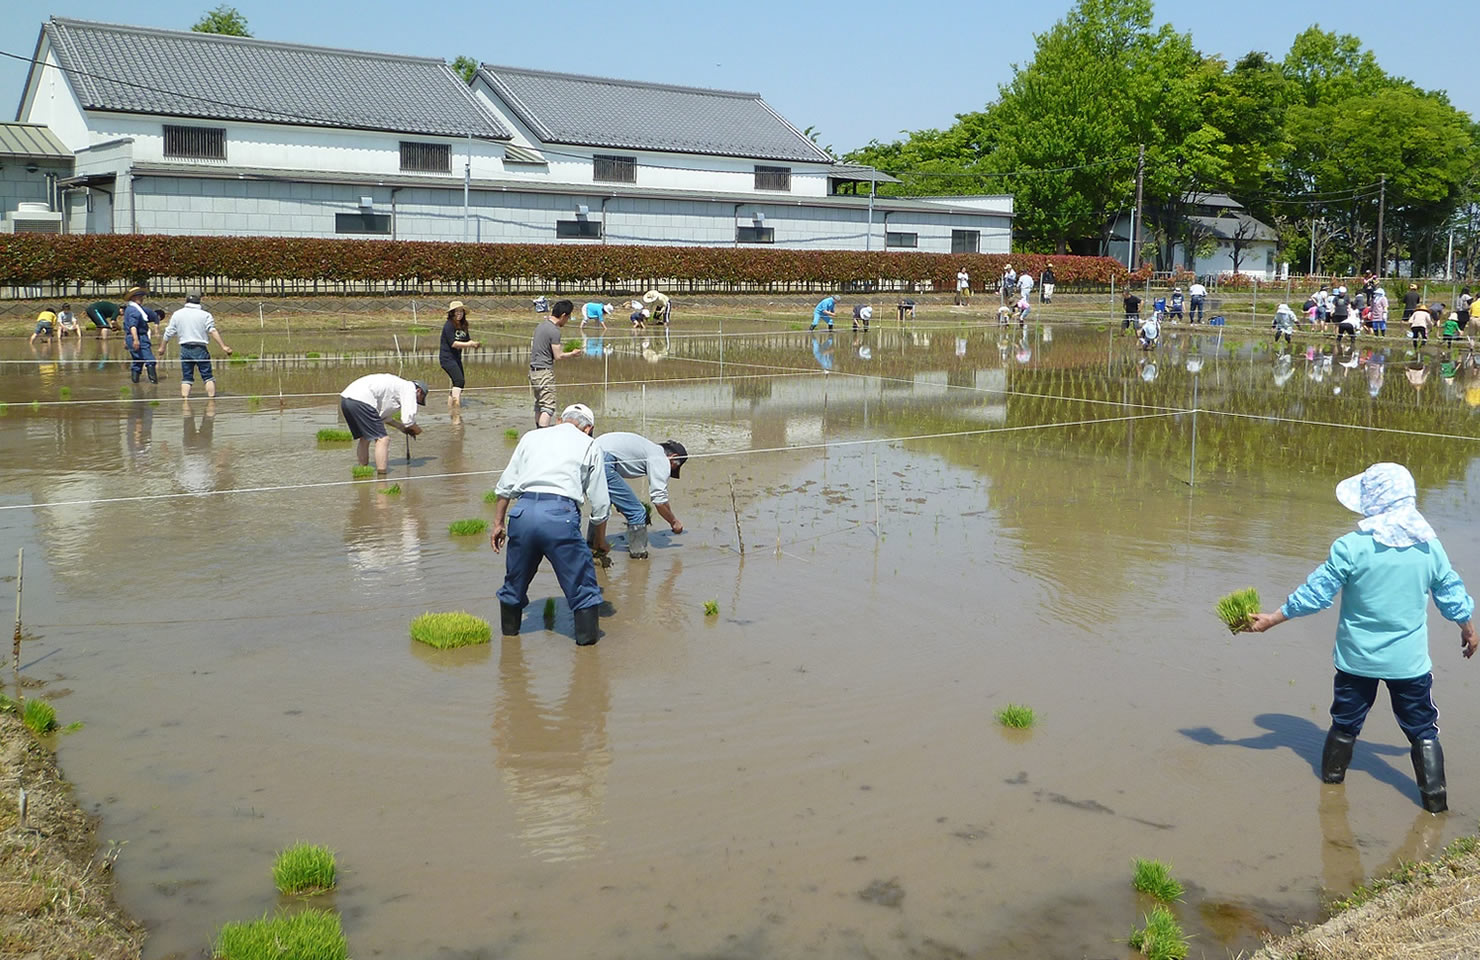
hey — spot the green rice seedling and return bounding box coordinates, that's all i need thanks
[543,597,556,622]
[0,693,15,713]
[504,428,519,441]
[119,385,132,397]
[22,698,58,735]
[247,396,262,410]
[703,600,719,617]
[58,386,72,400]
[1215,587,1261,634]
[407,324,431,334]
[149,400,160,407]
[272,842,337,895]
[564,338,582,352]
[213,908,347,960]
[0,402,7,417]
[482,489,499,504]
[449,518,487,536]
[381,483,401,495]
[228,354,247,365]
[1127,904,1189,960]
[305,351,322,359]
[995,703,1036,729]
[409,611,492,649]
[316,428,353,443]
[351,465,376,479]
[1131,858,1184,902]
[63,721,85,734]
[30,400,41,412]
[247,353,260,360]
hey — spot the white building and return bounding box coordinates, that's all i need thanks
[15,17,1012,253]
[1108,194,1280,279]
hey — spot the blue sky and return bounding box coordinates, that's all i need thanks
[5,0,1476,154]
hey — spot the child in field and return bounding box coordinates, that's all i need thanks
[996,304,1013,327]
[56,304,80,341]
[29,308,57,344]
[630,306,649,329]
[1371,288,1389,337]
[1273,303,1298,344]
[1169,287,1185,322]
[1152,295,1168,323]
[1015,297,1031,328]
[1138,315,1160,350]
[1442,312,1463,348]
[852,303,872,332]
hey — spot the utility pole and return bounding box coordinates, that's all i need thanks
[462,133,472,242]
[1309,213,1317,275]
[1375,174,1386,276]
[1132,144,1145,271]
[865,168,876,251]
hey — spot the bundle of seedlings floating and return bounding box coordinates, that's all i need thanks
[305,351,322,359]
[58,386,72,400]
[409,611,492,649]
[543,597,557,623]
[272,843,337,895]
[213,908,347,960]
[1127,904,1189,960]
[316,428,353,444]
[483,489,499,504]
[504,428,520,441]
[1131,858,1184,902]
[22,698,58,735]
[1215,588,1261,634]
[703,600,719,617]
[448,518,487,536]
[380,484,401,496]
[995,704,1036,729]
[350,465,376,479]
[119,385,132,397]
[246,396,262,410]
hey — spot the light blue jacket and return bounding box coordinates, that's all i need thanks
[1281,531,1474,679]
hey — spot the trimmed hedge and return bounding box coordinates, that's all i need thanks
[0,234,1137,289]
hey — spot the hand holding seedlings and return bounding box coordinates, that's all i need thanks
[1247,610,1286,633]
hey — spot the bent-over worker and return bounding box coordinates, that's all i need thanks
[589,432,688,558]
[338,374,427,475]
[491,403,609,646]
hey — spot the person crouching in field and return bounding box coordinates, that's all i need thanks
[1247,463,1475,813]
[1272,303,1297,345]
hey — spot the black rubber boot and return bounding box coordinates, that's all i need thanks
[1412,739,1447,813]
[627,524,649,559]
[1321,728,1357,784]
[573,606,600,646]
[130,369,140,383]
[500,603,522,637]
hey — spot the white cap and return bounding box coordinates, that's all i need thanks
[602,303,614,314]
[561,403,594,428]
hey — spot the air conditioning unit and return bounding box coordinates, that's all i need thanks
[2,201,62,234]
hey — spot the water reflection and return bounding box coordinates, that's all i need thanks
[1319,786,1442,898]
[178,399,216,494]
[344,487,425,589]
[491,640,611,862]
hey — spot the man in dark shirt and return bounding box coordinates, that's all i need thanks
[1040,264,1056,302]
[528,300,583,428]
[123,295,157,384]
[86,299,119,339]
[1123,293,1141,331]
[1403,284,1422,323]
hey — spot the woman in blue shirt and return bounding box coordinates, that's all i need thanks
[1249,463,1476,812]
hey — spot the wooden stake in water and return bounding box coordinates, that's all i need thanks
[393,333,404,376]
[641,383,647,434]
[258,302,264,330]
[12,548,22,679]
[728,475,745,556]
[872,450,881,535]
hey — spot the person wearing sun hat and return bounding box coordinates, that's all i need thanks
[440,300,479,411]
[1248,463,1476,812]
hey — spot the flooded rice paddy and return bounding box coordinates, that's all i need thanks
[3,308,1480,958]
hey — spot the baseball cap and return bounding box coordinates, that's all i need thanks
[561,403,594,428]
[412,380,429,404]
[185,290,202,304]
[660,440,688,477]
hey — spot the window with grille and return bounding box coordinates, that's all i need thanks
[736,225,775,244]
[335,213,392,235]
[556,219,602,239]
[951,229,980,254]
[400,142,451,173]
[593,155,636,183]
[886,232,918,249]
[163,125,226,161]
[754,165,791,191]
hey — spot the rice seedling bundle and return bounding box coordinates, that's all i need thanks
[703,600,719,617]
[213,908,347,960]
[1215,588,1261,634]
[1131,858,1184,902]
[350,465,376,479]
[380,484,401,495]
[410,611,492,649]
[448,518,487,536]
[272,843,337,895]
[482,489,499,504]
[316,428,353,443]
[504,428,519,441]
[995,703,1036,729]
[1127,904,1189,960]
[22,698,58,735]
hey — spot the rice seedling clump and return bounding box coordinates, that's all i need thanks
[407,325,431,334]
[305,351,322,359]
[1127,904,1189,960]
[410,611,492,649]
[213,908,347,960]
[272,842,337,895]
[316,428,353,443]
[995,703,1036,729]
[1131,858,1184,902]
[564,338,582,353]
[449,518,487,536]
[543,597,557,621]
[58,386,72,400]
[22,698,58,735]
[483,489,500,503]
[504,428,520,441]
[381,483,401,495]
[350,465,376,479]
[704,600,719,617]
[1215,588,1261,634]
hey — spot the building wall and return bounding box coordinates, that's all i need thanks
[0,156,69,223]
[17,45,92,150]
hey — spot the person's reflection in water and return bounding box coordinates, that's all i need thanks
[1320,784,1442,899]
[811,332,834,371]
[492,639,611,862]
[125,398,154,456]
[1272,352,1295,389]
[343,486,425,592]
[177,398,216,494]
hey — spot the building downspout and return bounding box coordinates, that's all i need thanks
[127,168,137,234]
[600,196,612,245]
[733,203,743,247]
[882,211,892,249]
[390,186,403,241]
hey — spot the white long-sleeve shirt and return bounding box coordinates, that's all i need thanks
[339,373,419,427]
[161,304,217,345]
[595,432,672,504]
[497,423,610,522]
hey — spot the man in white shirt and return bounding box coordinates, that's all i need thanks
[1018,272,1034,301]
[590,432,687,558]
[491,403,610,645]
[955,268,971,306]
[338,373,427,475]
[1187,281,1207,323]
[157,292,233,398]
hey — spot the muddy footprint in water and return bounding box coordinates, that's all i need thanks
[857,878,905,908]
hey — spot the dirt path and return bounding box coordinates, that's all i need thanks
[0,710,143,959]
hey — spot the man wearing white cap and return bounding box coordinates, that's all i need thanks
[1248,463,1476,812]
[491,403,609,646]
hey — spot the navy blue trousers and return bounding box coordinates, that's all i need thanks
[1330,669,1439,743]
[497,494,602,612]
[128,339,156,378]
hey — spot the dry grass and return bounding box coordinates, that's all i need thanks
[0,712,143,959]
[1251,840,1480,960]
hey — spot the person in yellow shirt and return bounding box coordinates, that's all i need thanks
[29,308,57,345]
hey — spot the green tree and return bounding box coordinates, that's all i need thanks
[192,4,251,36]
[451,56,478,84]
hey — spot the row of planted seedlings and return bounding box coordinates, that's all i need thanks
[213,843,345,960]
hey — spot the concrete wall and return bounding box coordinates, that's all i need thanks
[0,156,69,225]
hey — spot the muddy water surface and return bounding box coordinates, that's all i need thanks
[3,318,1480,958]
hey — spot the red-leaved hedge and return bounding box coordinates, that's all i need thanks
[0,235,1138,289]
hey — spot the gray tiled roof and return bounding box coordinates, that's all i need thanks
[477,65,832,164]
[0,122,70,158]
[38,18,508,139]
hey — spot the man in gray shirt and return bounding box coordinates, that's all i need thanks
[158,291,233,398]
[529,300,583,427]
[589,432,687,559]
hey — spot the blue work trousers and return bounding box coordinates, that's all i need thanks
[604,454,648,526]
[496,494,602,612]
[129,338,156,377]
[1330,669,1439,743]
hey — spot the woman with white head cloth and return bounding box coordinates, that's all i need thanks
[1247,463,1476,812]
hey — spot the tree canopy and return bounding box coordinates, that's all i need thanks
[451,56,477,84]
[192,4,251,36]
[844,0,1478,276]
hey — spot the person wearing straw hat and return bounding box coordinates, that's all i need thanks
[440,300,480,411]
[490,402,609,646]
[157,291,233,398]
[338,374,428,475]
[1247,463,1476,812]
[642,289,672,326]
